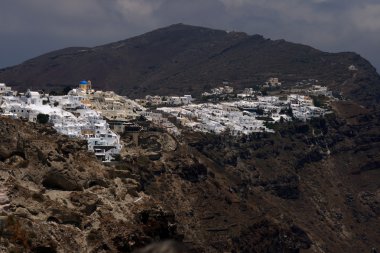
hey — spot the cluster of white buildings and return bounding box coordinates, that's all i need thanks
[229,96,290,120]
[0,79,332,152]
[201,85,234,97]
[157,94,327,136]
[158,103,273,136]
[307,85,333,97]
[137,94,193,106]
[235,94,327,122]
[0,82,123,162]
[237,88,261,100]
[288,94,327,121]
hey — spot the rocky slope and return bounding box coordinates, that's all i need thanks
[0,24,379,106]
[118,100,380,252]
[0,99,379,252]
[0,118,183,252]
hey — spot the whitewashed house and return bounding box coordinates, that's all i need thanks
[167,96,182,105]
[0,83,12,96]
[24,90,42,105]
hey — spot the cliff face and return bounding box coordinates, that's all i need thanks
[120,101,380,252]
[0,24,379,106]
[0,99,379,252]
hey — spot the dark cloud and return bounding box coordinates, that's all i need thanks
[0,0,379,71]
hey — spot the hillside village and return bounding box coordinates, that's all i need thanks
[0,79,333,162]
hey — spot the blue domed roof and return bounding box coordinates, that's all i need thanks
[80,80,88,85]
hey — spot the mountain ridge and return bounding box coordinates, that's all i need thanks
[0,23,379,106]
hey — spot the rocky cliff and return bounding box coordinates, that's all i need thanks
[2,98,379,252]
[118,101,380,252]
[0,118,182,252]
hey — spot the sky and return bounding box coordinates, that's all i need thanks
[0,0,379,71]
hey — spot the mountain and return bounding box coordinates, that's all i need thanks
[1,23,380,252]
[0,24,379,106]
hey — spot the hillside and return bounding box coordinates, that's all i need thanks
[0,24,379,106]
[0,118,183,252]
[124,102,380,252]
[1,99,379,252]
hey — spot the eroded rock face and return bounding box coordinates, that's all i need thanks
[0,118,182,252]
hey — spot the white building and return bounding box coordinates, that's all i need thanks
[145,95,163,105]
[308,85,333,97]
[180,95,193,105]
[348,65,358,71]
[168,97,181,105]
[24,90,42,105]
[0,83,12,95]
[265,77,282,87]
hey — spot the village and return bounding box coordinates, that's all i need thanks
[157,93,328,136]
[0,81,129,162]
[0,77,333,162]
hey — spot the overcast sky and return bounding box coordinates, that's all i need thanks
[0,0,379,71]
